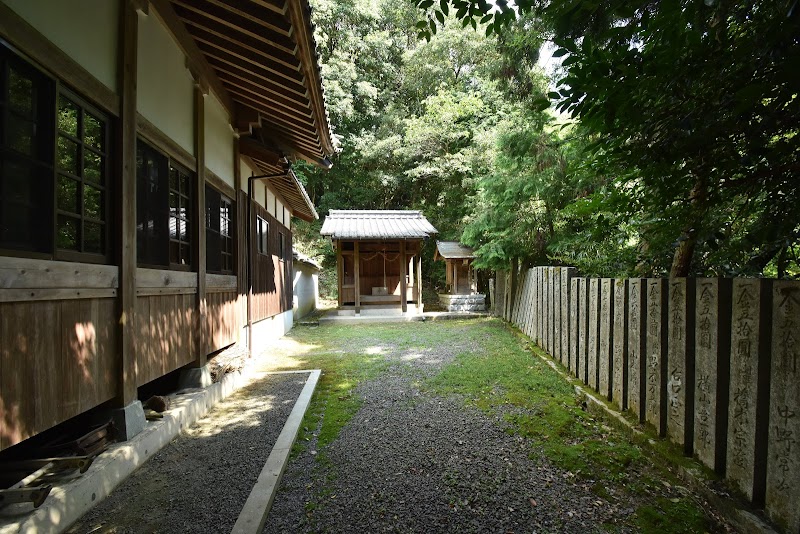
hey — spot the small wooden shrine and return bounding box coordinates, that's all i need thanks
[434,241,486,312]
[320,210,438,314]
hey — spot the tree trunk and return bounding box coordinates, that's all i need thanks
[670,177,708,277]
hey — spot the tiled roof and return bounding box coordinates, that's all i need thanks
[320,210,438,240]
[435,241,475,260]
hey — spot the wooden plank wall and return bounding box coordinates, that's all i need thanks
[0,298,118,450]
[251,200,292,322]
[134,294,196,387]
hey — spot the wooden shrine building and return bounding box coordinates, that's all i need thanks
[320,210,437,314]
[0,0,334,452]
[434,241,486,312]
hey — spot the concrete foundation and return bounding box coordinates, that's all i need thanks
[111,401,146,441]
[178,365,213,390]
[438,293,486,312]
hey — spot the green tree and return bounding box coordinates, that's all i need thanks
[417,0,800,278]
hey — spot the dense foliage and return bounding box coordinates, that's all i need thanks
[296,0,799,288]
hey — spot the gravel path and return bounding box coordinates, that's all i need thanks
[69,371,309,534]
[264,328,631,533]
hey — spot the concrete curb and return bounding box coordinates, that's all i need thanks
[0,368,250,534]
[231,369,321,534]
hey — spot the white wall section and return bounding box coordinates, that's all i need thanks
[204,94,234,188]
[137,11,194,155]
[4,0,119,92]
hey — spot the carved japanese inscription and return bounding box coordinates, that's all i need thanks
[646,279,667,436]
[726,279,764,501]
[628,279,646,422]
[766,280,800,533]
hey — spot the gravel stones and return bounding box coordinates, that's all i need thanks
[69,372,309,534]
[265,333,626,533]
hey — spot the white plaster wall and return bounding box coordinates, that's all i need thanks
[276,198,285,226]
[137,11,194,156]
[254,182,266,209]
[266,189,276,219]
[3,0,119,91]
[284,207,292,228]
[293,263,318,320]
[251,310,293,357]
[204,94,234,188]
[239,158,252,190]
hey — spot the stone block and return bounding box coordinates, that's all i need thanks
[179,365,213,390]
[570,277,579,374]
[727,279,770,502]
[599,278,614,400]
[544,268,550,354]
[578,278,589,383]
[667,278,696,454]
[766,280,800,533]
[525,269,535,337]
[562,268,575,367]
[613,279,629,409]
[628,279,647,422]
[646,278,668,437]
[694,278,732,473]
[547,267,561,359]
[538,268,544,346]
[588,278,600,391]
[553,267,562,361]
[111,400,146,441]
[533,268,540,345]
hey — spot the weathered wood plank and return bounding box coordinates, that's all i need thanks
[0,288,117,302]
[1,303,36,449]
[0,257,118,289]
[33,301,60,432]
[136,268,198,289]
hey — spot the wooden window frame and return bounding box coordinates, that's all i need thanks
[256,215,268,256]
[205,184,234,275]
[0,40,113,264]
[54,87,112,263]
[168,161,192,269]
[136,138,194,271]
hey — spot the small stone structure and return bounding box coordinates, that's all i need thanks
[434,241,486,312]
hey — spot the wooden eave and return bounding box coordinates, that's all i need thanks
[240,139,318,222]
[165,0,335,164]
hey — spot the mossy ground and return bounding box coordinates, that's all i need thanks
[267,318,725,532]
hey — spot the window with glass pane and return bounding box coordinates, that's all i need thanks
[169,164,192,267]
[55,91,109,257]
[136,141,169,267]
[205,185,234,274]
[0,47,55,254]
[256,216,268,255]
